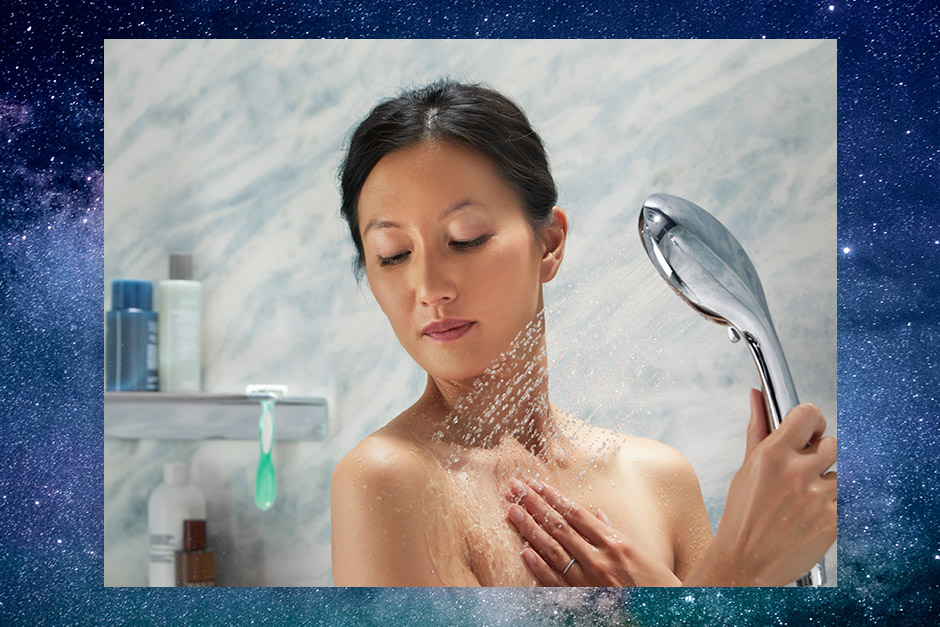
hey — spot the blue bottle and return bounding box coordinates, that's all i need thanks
[105,279,158,391]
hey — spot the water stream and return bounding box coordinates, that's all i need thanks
[411,235,721,585]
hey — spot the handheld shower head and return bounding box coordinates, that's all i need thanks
[638,193,795,431]
[638,192,825,587]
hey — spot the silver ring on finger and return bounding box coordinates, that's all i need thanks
[561,557,576,576]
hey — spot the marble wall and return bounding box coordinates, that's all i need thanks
[104,39,836,586]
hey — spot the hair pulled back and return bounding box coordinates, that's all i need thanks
[338,80,558,277]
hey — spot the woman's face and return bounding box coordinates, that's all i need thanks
[358,140,555,382]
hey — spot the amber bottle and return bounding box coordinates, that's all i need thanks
[175,519,215,587]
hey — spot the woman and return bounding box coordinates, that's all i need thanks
[330,80,836,586]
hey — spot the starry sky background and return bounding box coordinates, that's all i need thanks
[1,1,938,625]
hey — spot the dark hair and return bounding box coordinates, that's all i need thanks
[338,80,558,277]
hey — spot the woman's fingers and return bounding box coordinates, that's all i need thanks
[746,388,770,460]
[507,499,576,575]
[510,479,592,563]
[525,479,609,548]
[821,470,837,501]
[779,403,827,450]
[806,435,837,473]
[510,478,607,576]
[521,548,569,586]
[507,479,684,587]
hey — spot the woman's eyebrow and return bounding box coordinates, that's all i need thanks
[362,218,399,235]
[440,199,485,221]
[363,200,487,235]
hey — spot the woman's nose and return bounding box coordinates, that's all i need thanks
[413,256,457,306]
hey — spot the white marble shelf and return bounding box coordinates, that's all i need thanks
[104,392,329,441]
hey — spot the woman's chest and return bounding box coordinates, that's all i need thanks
[431,452,675,586]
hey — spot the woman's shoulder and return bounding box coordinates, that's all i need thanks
[332,425,433,495]
[567,420,699,487]
[330,424,449,585]
[617,433,696,477]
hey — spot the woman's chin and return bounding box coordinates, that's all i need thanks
[425,354,535,388]
[426,363,492,385]
[418,351,499,384]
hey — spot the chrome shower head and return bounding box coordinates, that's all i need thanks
[638,192,796,430]
[638,192,824,587]
[638,194,769,326]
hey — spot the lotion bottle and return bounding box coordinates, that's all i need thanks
[158,253,203,392]
[148,463,207,587]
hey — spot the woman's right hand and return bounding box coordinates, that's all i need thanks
[506,478,681,587]
[686,389,837,586]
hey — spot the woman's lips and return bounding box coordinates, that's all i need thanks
[422,319,475,343]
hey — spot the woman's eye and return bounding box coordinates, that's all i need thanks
[451,235,489,250]
[378,251,410,266]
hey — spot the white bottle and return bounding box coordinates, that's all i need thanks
[158,253,203,391]
[148,462,207,587]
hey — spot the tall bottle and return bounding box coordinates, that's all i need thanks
[148,462,207,587]
[105,279,158,391]
[158,253,203,392]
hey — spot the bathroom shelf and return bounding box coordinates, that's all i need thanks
[104,392,329,442]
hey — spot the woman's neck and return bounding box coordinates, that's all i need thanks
[417,312,561,456]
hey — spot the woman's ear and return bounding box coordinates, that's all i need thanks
[540,206,568,283]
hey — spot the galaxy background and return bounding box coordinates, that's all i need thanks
[1,1,938,625]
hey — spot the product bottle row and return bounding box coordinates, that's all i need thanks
[106,253,202,392]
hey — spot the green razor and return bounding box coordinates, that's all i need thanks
[246,384,287,511]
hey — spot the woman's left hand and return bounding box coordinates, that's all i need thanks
[506,478,680,587]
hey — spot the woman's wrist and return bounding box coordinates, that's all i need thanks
[680,540,753,587]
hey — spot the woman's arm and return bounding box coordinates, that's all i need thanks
[650,444,714,582]
[330,435,448,586]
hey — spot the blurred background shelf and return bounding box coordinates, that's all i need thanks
[104,392,329,441]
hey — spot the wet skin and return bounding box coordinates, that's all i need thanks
[330,140,713,586]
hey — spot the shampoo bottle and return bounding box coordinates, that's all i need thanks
[105,279,158,391]
[158,253,203,392]
[148,463,207,587]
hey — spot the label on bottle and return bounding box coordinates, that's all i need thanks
[169,308,200,360]
[149,533,176,564]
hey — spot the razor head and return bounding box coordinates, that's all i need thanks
[246,384,289,400]
[638,193,771,338]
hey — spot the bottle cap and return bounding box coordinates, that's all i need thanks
[182,519,207,551]
[169,253,194,280]
[111,279,153,311]
[163,462,190,486]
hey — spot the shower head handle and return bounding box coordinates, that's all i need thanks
[638,193,824,586]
